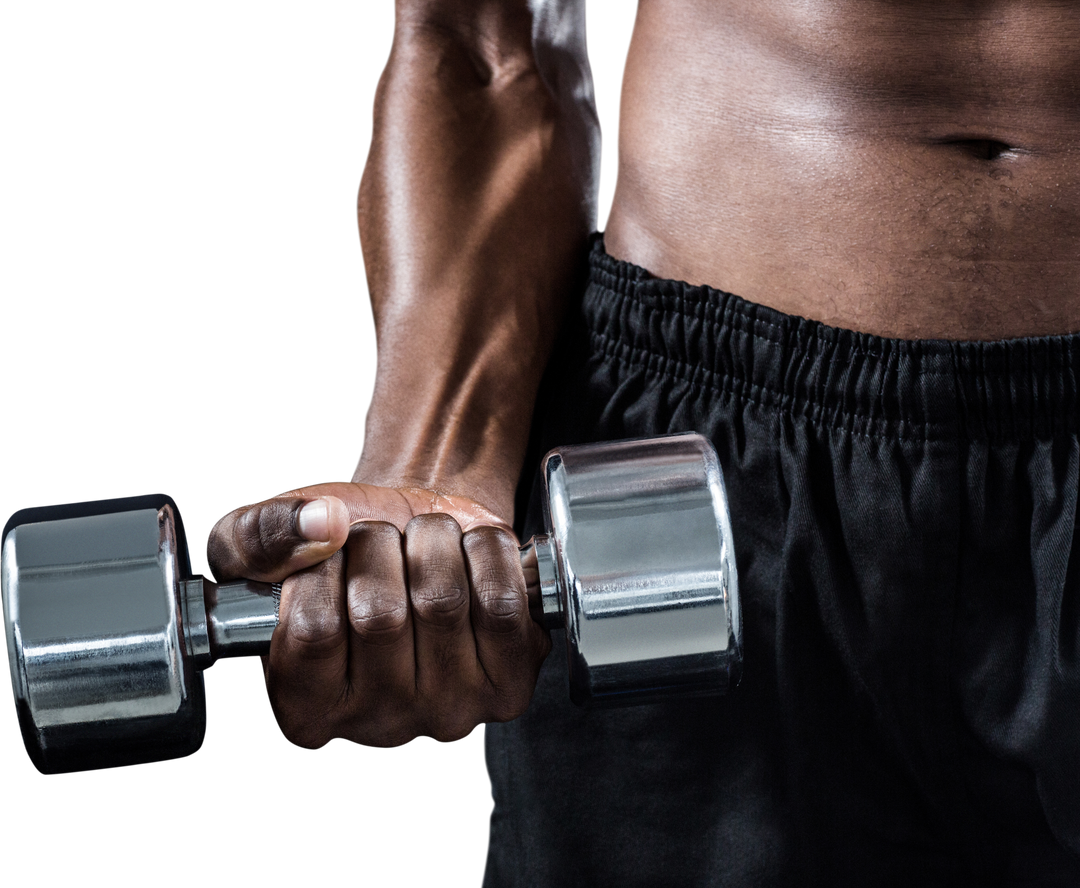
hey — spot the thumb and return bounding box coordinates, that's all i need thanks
[207,495,350,582]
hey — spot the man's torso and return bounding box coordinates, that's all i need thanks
[605,0,1080,340]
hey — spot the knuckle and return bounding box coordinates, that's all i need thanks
[462,526,522,581]
[402,513,471,627]
[345,524,411,644]
[349,519,401,547]
[346,520,406,588]
[405,511,462,537]
[278,574,345,656]
[474,582,527,634]
[348,596,410,644]
[464,527,528,634]
[463,524,518,554]
[411,574,470,626]
[283,602,347,660]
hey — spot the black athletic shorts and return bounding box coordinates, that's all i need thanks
[483,237,1080,887]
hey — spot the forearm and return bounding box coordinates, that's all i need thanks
[355,0,598,521]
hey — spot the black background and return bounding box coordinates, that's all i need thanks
[4,3,630,885]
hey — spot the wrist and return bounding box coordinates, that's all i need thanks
[355,407,528,525]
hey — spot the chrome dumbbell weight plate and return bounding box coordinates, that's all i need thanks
[3,496,207,773]
[3,433,740,773]
[523,433,740,706]
[2,495,278,774]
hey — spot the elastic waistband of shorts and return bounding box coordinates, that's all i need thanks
[583,237,1080,441]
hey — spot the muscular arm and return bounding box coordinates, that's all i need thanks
[358,0,598,521]
[206,1,598,748]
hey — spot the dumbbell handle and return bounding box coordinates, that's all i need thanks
[180,577,279,668]
[182,535,560,669]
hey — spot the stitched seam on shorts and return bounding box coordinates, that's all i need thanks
[590,266,907,360]
[587,329,952,442]
[586,278,1080,441]
[592,263,1080,377]
[586,284,957,440]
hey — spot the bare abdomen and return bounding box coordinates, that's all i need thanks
[605,0,1080,340]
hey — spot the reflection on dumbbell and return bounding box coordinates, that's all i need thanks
[2,433,740,774]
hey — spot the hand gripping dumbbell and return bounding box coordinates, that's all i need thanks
[2,433,740,773]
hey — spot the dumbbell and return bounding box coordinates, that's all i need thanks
[2,433,740,774]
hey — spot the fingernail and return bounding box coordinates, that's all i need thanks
[298,499,331,542]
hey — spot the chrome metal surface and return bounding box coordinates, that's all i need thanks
[520,534,564,630]
[2,495,284,772]
[2,502,205,772]
[181,577,212,668]
[539,433,741,706]
[203,578,278,660]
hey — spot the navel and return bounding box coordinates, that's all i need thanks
[939,138,1015,160]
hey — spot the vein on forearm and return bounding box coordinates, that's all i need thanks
[356,1,598,519]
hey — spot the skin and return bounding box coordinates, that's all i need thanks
[208,0,1080,748]
[208,490,548,745]
[608,0,1080,341]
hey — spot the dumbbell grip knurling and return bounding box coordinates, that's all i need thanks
[182,534,565,668]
